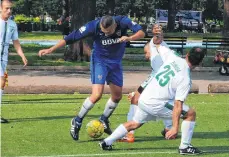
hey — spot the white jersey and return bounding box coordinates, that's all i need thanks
[0,18,18,62]
[149,39,169,74]
[139,45,191,113]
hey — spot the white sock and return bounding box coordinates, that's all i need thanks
[0,89,3,106]
[179,121,196,149]
[127,104,137,134]
[103,98,118,118]
[163,119,173,130]
[78,97,94,119]
[104,124,128,145]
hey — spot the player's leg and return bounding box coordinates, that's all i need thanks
[99,62,123,135]
[70,58,107,140]
[1,62,8,123]
[99,103,153,150]
[100,83,122,135]
[117,90,140,142]
[159,101,201,155]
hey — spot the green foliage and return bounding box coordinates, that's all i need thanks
[14,14,41,24]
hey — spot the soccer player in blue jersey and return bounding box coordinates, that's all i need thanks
[38,15,145,140]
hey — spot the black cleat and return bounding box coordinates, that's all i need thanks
[1,117,9,123]
[179,145,202,155]
[99,119,112,135]
[70,118,81,141]
[99,140,112,150]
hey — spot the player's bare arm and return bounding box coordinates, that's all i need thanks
[38,39,66,57]
[119,30,145,42]
[166,100,182,139]
[13,40,28,66]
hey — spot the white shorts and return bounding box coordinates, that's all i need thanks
[140,71,155,89]
[133,100,190,124]
[1,61,7,77]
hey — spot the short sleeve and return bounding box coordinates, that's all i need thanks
[12,23,19,40]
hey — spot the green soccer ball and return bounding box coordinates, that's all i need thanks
[86,120,104,138]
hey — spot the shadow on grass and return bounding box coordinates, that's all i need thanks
[2,97,86,104]
[6,114,126,123]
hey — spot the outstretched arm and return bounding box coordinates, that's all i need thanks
[13,40,28,66]
[38,40,66,57]
[38,20,96,57]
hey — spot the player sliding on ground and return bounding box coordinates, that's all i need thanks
[99,45,206,155]
[119,24,176,143]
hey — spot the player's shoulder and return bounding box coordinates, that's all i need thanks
[113,15,132,24]
[8,19,17,27]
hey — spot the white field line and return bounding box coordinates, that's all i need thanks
[11,149,229,157]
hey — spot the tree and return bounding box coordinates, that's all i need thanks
[64,0,96,62]
[167,0,183,32]
[223,0,229,35]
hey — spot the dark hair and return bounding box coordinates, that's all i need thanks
[100,15,115,29]
[188,47,206,66]
[1,0,12,5]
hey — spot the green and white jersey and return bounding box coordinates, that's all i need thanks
[0,18,18,62]
[139,45,191,112]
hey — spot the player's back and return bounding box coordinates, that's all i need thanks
[139,47,191,113]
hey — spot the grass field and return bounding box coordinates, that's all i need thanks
[1,94,229,157]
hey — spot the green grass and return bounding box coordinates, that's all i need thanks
[19,32,63,40]
[9,44,219,67]
[1,94,229,157]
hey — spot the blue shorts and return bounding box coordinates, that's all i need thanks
[90,57,123,87]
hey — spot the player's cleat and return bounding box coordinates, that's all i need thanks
[161,128,177,139]
[179,145,202,155]
[1,117,9,123]
[70,118,81,141]
[117,132,135,143]
[99,140,112,150]
[99,118,112,135]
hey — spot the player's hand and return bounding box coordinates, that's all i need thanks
[118,36,132,43]
[38,48,52,57]
[21,56,28,67]
[127,92,135,102]
[165,127,178,139]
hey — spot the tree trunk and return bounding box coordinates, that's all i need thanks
[167,0,177,32]
[65,0,96,62]
[106,0,115,15]
[223,0,229,36]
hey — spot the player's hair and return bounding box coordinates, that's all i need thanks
[100,15,115,29]
[1,0,13,5]
[188,47,206,66]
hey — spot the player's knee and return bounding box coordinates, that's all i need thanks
[124,121,141,131]
[131,93,139,104]
[112,95,122,103]
[90,94,103,103]
[184,108,196,121]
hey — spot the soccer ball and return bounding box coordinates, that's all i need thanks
[86,120,104,138]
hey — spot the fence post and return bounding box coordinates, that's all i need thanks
[205,35,208,56]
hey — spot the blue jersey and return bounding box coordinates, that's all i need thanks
[64,16,142,62]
